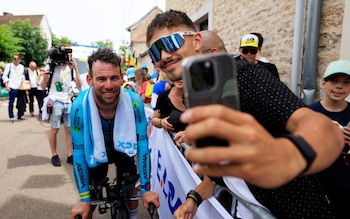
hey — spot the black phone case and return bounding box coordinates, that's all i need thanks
[182,53,240,147]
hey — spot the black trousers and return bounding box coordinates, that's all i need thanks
[15,90,27,118]
[28,87,44,113]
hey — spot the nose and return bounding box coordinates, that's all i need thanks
[105,78,113,88]
[160,49,172,61]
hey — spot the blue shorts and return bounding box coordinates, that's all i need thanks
[50,101,71,128]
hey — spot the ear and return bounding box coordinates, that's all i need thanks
[194,32,202,53]
[86,73,93,86]
[321,79,326,89]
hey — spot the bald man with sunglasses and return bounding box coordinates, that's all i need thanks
[146,9,343,218]
[239,34,280,80]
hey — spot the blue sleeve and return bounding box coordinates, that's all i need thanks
[126,89,151,193]
[70,90,91,202]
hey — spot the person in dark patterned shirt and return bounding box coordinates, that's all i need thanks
[146,10,344,219]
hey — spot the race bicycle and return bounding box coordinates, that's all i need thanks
[75,173,155,219]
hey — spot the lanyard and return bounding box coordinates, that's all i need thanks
[61,65,70,81]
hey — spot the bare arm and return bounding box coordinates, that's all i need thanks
[71,59,82,92]
[173,177,215,219]
[181,105,343,188]
[40,72,50,90]
[284,107,343,174]
[151,109,162,128]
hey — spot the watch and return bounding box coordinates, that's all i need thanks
[282,134,317,174]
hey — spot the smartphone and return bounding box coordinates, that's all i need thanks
[182,52,240,147]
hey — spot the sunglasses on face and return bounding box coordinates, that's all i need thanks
[241,48,258,55]
[147,31,195,64]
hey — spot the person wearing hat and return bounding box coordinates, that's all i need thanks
[309,60,350,219]
[126,67,136,90]
[141,64,149,74]
[250,32,270,63]
[239,33,280,80]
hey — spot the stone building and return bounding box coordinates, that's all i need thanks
[126,7,163,72]
[128,0,350,101]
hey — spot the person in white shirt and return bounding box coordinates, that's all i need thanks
[2,54,26,122]
[26,61,43,116]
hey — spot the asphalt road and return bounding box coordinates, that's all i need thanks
[0,97,158,219]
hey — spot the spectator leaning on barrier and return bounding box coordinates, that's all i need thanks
[146,9,344,218]
[309,60,350,219]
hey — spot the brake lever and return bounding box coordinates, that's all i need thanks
[148,202,155,219]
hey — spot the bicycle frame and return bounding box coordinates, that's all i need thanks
[91,174,141,219]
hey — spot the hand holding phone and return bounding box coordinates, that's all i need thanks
[182,53,240,148]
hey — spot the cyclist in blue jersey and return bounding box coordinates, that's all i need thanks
[69,48,159,219]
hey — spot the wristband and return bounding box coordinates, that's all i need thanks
[186,196,199,207]
[282,134,317,174]
[159,118,163,128]
[186,190,203,207]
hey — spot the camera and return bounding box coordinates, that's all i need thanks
[48,45,73,65]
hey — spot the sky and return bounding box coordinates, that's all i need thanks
[0,0,166,49]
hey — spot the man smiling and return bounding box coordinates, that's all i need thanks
[146,9,343,218]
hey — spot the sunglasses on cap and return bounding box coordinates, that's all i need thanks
[241,48,258,55]
[147,31,195,64]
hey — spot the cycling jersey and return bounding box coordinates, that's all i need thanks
[70,88,150,202]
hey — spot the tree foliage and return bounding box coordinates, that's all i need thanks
[0,24,23,62]
[8,19,48,66]
[118,45,130,73]
[91,39,113,49]
[0,17,126,69]
[52,33,75,47]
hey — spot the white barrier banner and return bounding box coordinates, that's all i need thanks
[149,128,233,219]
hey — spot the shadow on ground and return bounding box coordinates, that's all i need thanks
[0,195,72,219]
[21,174,68,189]
[7,155,50,169]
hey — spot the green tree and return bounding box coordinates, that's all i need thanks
[91,39,113,49]
[51,34,77,47]
[0,24,23,62]
[9,19,48,66]
[119,45,129,72]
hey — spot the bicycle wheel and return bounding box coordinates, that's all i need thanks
[113,203,129,219]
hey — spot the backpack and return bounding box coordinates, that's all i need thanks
[0,68,10,88]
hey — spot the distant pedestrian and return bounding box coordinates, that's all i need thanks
[2,54,27,122]
[27,61,43,116]
[41,45,82,167]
